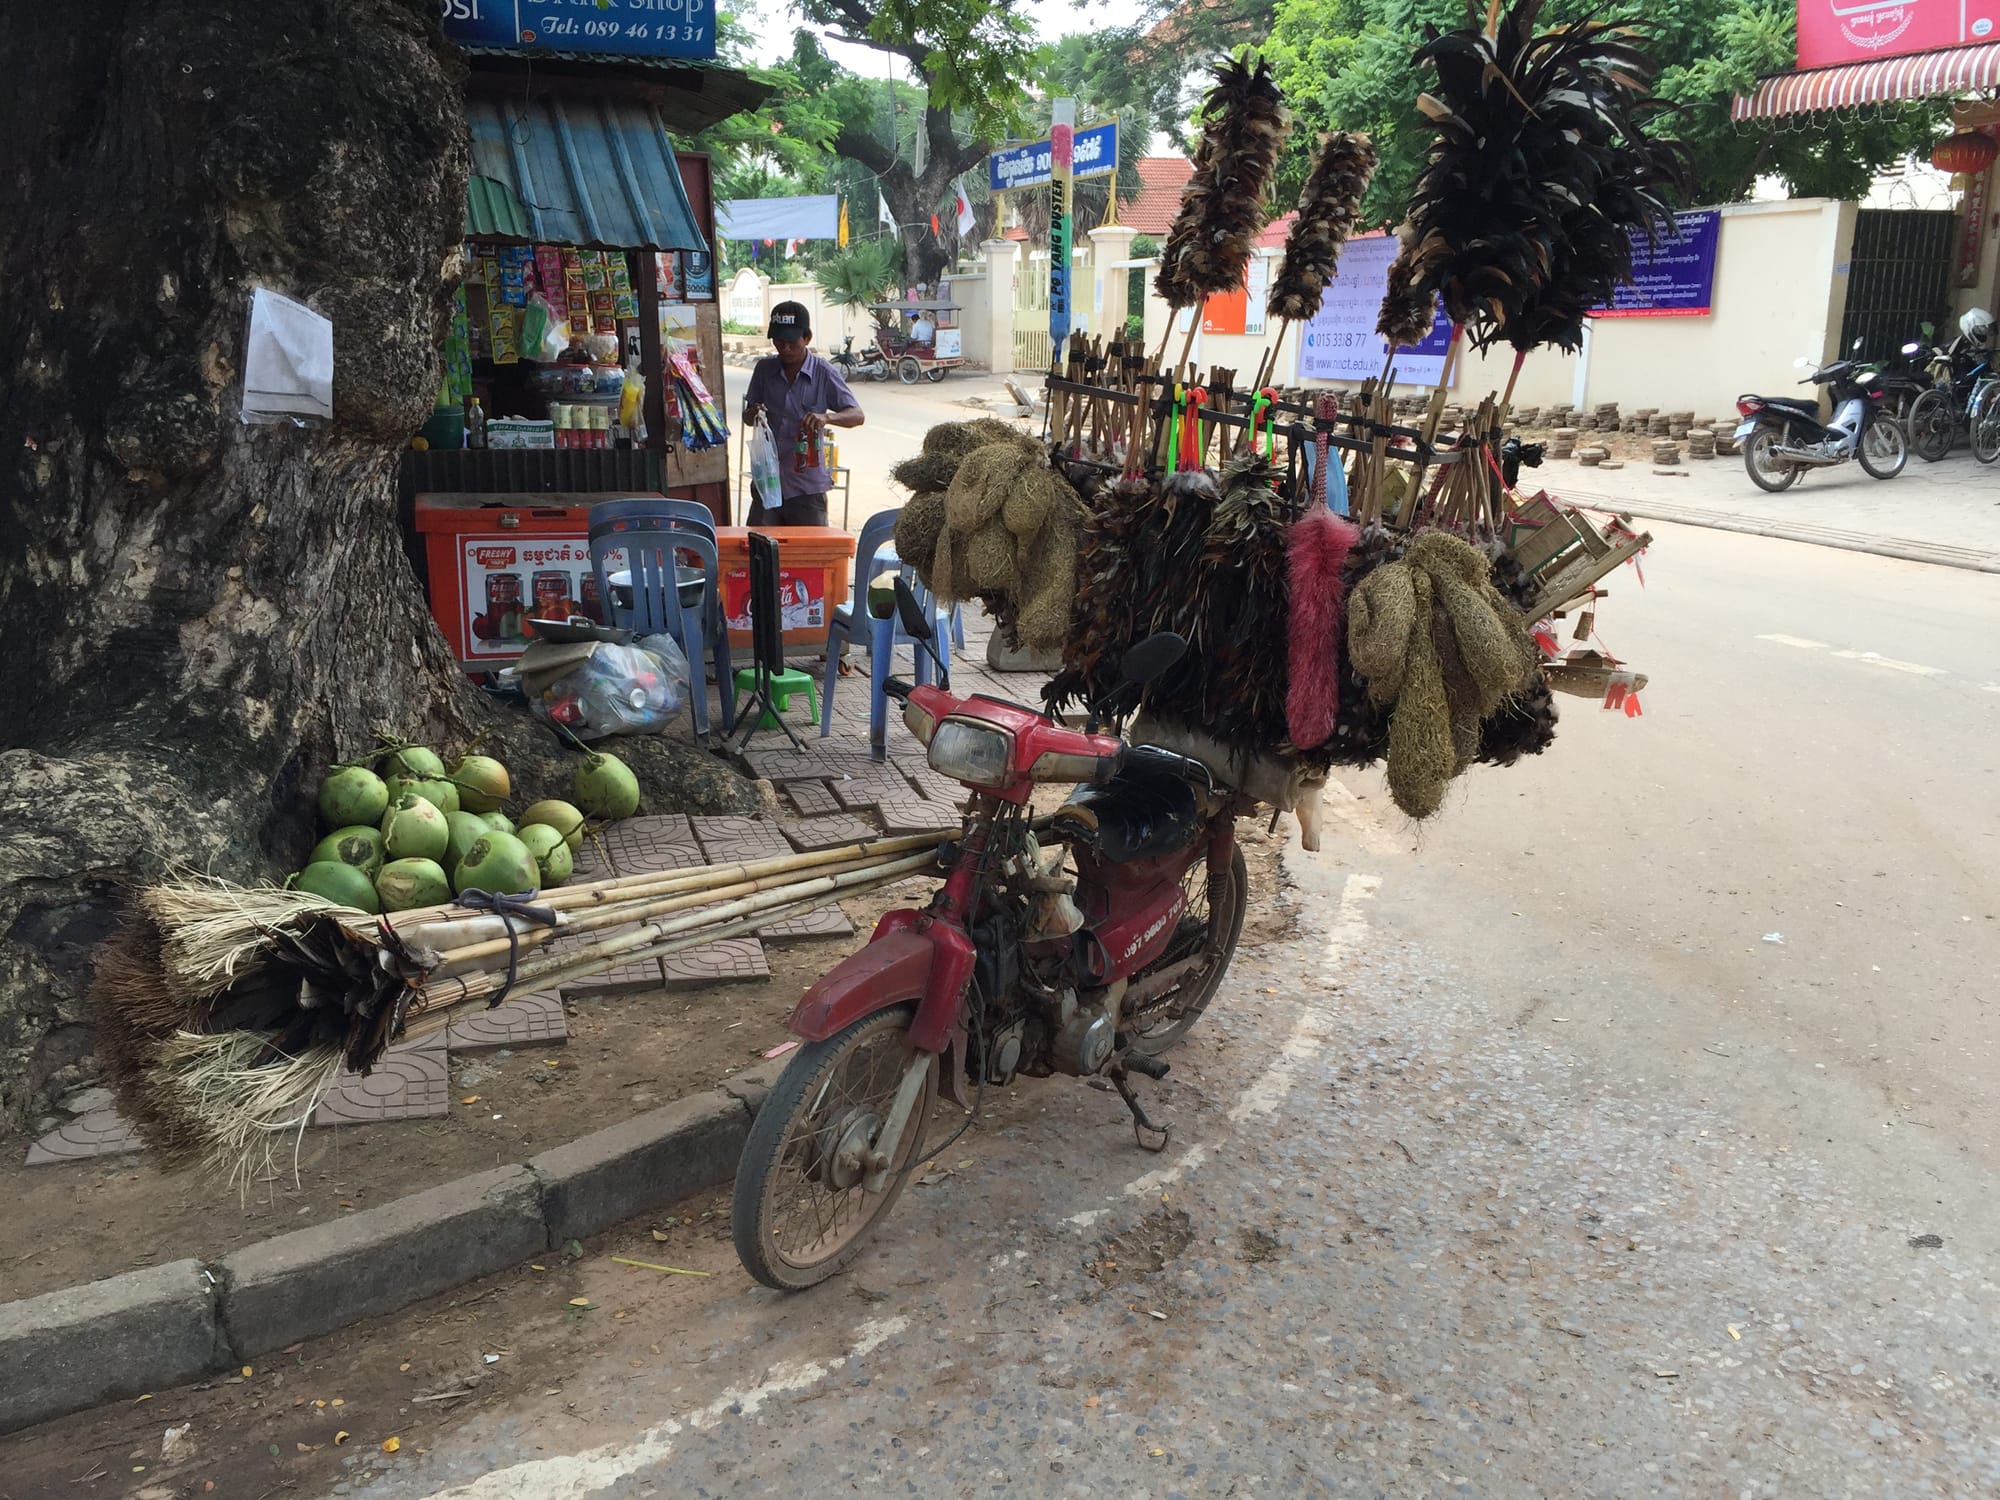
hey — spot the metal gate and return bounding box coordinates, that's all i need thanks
[1839,209,1957,361]
[1012,250,1050,372]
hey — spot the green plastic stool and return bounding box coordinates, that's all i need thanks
[733,666,818,730]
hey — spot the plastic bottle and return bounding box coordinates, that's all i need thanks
[465,397,487,449]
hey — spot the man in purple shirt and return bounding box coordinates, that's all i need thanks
[740,302,865,527]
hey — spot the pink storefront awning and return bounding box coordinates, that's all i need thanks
[1731,42,2000,122]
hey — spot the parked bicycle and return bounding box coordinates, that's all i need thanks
[1905,309,1994,462]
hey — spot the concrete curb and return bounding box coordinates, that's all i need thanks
[0,1060,785,1437]
[1556,491,2000,574]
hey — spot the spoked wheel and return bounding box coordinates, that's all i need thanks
[1743,428,1800,493]
[733,1005,935,1291]
[1120,844,1249,1057]
[1857,414,1908,479]
[924,365,948,384]
[898,356,923,385]
[1973,404,2000,465]
[1907,389,1955,462]
[869,362,892,382]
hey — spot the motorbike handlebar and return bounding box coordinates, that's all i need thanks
[884,677,914,701]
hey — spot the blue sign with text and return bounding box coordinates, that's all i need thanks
[1593,210,1721,318]
[440,0,716,63]
[988,123,1119,193]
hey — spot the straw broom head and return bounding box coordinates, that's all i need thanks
[1269,132,1377,324]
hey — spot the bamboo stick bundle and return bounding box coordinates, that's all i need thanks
[97,849,943,1183]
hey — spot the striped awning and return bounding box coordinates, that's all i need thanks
[1732,42,2000,121]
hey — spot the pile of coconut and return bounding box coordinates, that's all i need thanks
[301,741,641,913]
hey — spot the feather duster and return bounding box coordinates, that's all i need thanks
[1377,234,1439,350]
[1285,508,1360,749]
[1269,132,1377,323]
[1305,523,1404,771]
[1046,471,1156,713]
[1155,56,1290,310]
[1402,1,1689,353]
[1194,453,1307,749]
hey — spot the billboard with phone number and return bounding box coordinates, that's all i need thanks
[440,0,716,63]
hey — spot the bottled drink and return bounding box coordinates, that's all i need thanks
[465,397,487,450]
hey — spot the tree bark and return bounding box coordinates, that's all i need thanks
[834,105,988,286]
[0,0,755,1135]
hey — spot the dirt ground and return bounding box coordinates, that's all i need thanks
[0,836,1290,1498]
[0,877,934,1305]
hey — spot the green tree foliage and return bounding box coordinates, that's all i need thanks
[1262,0,1948,219]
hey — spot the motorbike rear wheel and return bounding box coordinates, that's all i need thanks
[1121,844,1249,1057]
[898,356,923,385]
[1907,389,1955,462]
[732,1004,936,1291]
[1857,414,1908,479]
[1743,428,1799,493]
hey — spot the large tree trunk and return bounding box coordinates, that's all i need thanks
[836,103,985,287]
[0,0,754,1137]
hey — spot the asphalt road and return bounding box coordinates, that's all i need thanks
[267,521,1996,1499]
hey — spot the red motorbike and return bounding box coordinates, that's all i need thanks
[733,584,1253,1290]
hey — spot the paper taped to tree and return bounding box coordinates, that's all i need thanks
[241,287,333,425]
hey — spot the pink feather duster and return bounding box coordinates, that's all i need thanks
[1286,508,1360,750]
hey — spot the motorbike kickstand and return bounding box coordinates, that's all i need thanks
[1109,1066,1170,1153]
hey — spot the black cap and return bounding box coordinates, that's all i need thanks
[767,301,811,340]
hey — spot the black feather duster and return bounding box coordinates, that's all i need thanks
[1403,1,1688,353]
[1269,132,1377,323]
[1156,56,1290,310]
[1377,236,1439,350]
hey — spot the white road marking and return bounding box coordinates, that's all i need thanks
[418,1317,910,1499]
[1314,779,1404,856]
[1756,633,1829,650]
[1830,649,1946,677]
[1124,1143,1207,1197]
[1229,873,1381,1125]
[1982,683,2000,694]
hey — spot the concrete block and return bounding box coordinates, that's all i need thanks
[220,1165,543,1358]
[530,1090,751,1244]
[0,1259,220,1435]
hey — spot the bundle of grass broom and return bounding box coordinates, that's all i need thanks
[94,833,944,1183]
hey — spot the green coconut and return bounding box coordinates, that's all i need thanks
[519,799,586,853]
[454,830,541,897]
[318,766,389,828]
[309,825,386,881]
[294,860,381,913]
[478,811,516,834]
[451,754,511,813]
[389,775,460,815]
[573,752,640,820]
[376,858,451,913]
[443,811,488,878]
[381,793,449,864]
[516,823,574,887]
[384,744,446,780]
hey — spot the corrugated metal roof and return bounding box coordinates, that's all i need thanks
[459,50,772,135]
[465,174,532,240]
[465,95,709,252]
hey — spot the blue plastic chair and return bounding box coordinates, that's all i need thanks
[588,500,735,741]
[819,508,952,758]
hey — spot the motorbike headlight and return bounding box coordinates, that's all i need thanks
[927,719,1014,788]
[902,699,937,745]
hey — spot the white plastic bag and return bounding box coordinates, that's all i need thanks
[748,411,783,514]
[531,637,691,740]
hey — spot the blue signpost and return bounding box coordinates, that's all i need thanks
[988,122,1119,194]
[440,0,717,63]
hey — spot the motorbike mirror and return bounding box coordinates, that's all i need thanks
[1120,631,1188,687]
[891,576,934,643]
[1794,355,1815,369]
[1853,336,1865,352]
[1902,341,1923,355]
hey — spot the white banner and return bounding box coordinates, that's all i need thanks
[1297,233,1453,386]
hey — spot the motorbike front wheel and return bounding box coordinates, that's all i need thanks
[732,1003,936,1291]
[1857,414,1908,479]
[1121,844,1249,1057]
[1907,389,1955,462]
[869,361,892,383]
[1743,428,1800,492]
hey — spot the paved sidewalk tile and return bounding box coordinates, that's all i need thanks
[597,815,701,875]
[877,798,962,837]
[25,1108,141,1166]
[312,1038,449,1125]
[559,953,668,996]
[783,814,881,851]
[786,780,842,818]
[446,993,569,1054]
[660,937,770,986]
[759,906,857,941]
[692,815,793,863]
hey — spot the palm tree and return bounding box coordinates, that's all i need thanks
[818,241,902,333]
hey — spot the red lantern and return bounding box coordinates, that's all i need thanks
[1933,130,1998,176]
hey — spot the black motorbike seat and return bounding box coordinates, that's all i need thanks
[1055,761,1200,863]
[1763,396,1820,416]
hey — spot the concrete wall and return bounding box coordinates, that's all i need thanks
[1126,199,1859,418]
